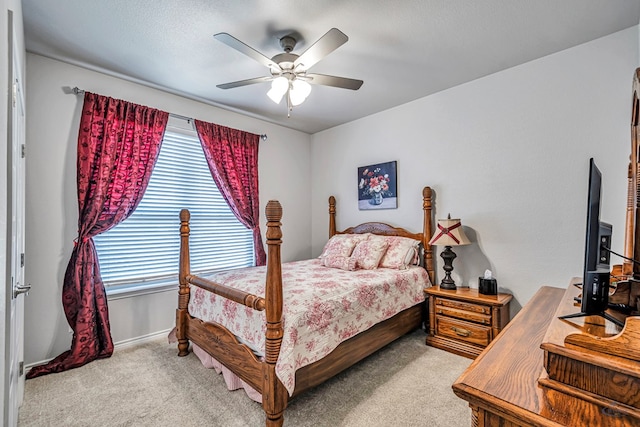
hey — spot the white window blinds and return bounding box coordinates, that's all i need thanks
[94,126,254,289]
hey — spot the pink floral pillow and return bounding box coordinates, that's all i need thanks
[351,237,389,270]
[321,255,357,271]
[379,236,421,269]
[319,233,369,259]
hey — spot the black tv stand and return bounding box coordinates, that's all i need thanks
[559,310,624,328]
[561,269,622,326]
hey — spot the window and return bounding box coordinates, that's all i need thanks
[94,122,254,293]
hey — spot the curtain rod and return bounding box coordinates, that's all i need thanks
[70,87,268,141]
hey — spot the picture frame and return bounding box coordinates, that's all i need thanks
[357,160,397,210]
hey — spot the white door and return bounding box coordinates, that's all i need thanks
[6,12,28,426]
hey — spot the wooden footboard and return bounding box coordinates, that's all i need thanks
[184,315,265,392]
[176,201,288,426]
[176,211,267,393]
[175,187,435,427]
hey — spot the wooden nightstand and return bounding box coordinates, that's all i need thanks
[425,285,512,359]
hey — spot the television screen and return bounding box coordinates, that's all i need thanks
[559,158,622,327]
[581,159,609,314]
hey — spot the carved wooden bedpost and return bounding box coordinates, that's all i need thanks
[328,196,337,237]
[262,201,287,427]
[177,209,191,357]
[423,187,435,284]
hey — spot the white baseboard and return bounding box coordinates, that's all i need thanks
[114,328,173,350]
[25,328,174,371]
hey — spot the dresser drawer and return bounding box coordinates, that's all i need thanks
[436,316,491,347]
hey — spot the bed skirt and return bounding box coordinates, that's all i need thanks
[168,328,262,403]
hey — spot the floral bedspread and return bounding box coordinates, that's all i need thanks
[188,258,430,395]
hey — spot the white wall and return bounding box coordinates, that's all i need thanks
[311,27,639,314]
[24,54,312,366]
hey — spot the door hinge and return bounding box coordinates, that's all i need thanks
[21,144,25,158]
[12,81,16,108]
[20,252,24,267]
[19,361,24,376]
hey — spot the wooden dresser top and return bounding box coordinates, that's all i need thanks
[452,285,640,427]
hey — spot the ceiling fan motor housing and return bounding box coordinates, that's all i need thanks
[272,36,301,73]
[270,53,299,73]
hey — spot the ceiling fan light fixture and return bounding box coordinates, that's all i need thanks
[267,76,289,104]
[215,29,361,116]
[289,80,312,106]
[266,87,284,104]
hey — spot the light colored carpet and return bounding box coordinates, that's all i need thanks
[18,330,471,427]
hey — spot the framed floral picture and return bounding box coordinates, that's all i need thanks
[357,160,397,210]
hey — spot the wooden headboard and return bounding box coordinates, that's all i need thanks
[327,186,434,284]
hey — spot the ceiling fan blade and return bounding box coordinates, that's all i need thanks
[217,76,272,90]
[293,28,348,70]
[214,33,281,71]
[306,73,363,90]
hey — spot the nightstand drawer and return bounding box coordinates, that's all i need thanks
[436,316,491,347]
[435,305,492,325]
[435,297,490,315]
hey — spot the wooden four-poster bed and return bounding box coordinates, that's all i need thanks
[174,186,435,427]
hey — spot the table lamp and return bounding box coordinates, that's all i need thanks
[429,215,471,289]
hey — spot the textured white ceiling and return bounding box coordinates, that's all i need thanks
[22,0,640,134]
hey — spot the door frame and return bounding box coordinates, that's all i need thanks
[4,9,26,426]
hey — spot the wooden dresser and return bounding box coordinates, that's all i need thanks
[452,285,640,427]
[425,286,512,359]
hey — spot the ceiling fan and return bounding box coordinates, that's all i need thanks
[214,28,364,116]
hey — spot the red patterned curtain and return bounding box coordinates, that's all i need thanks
[194,120,266,266]
[27,93,169,378]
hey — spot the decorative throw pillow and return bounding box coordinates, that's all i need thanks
[351,237,389,270]
[379,236,421,269]
[319,233,369,259]
[321,254,357,271]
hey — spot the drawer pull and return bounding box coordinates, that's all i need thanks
[451,326,471,337]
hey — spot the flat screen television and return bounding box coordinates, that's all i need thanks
[559,158,623,327]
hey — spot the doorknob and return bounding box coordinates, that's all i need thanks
[13,283,30,298]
